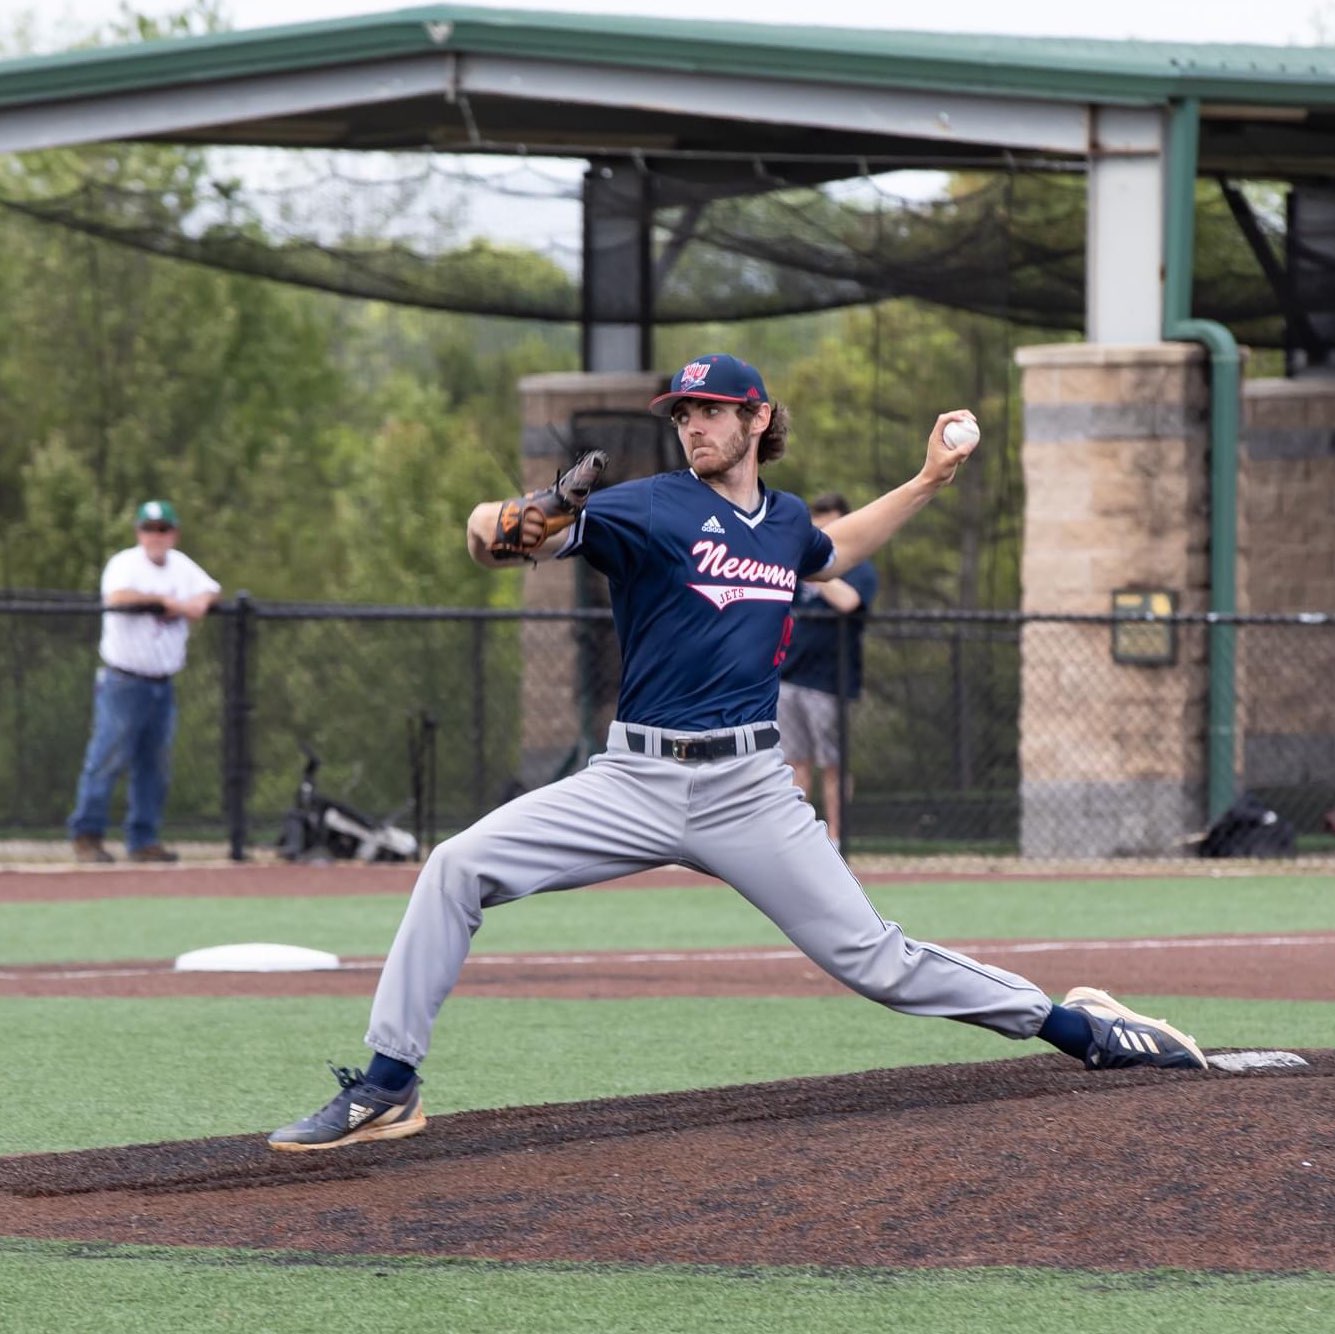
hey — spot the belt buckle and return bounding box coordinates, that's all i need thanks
[671,737,693,762]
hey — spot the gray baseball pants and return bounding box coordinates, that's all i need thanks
[366,721,1053,1067]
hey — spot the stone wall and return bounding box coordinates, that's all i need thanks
[1015,343,1224,856]
[1239,376,1335,809]
[1241,376,1335,613]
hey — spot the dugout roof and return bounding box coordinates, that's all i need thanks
[4,6,1335,367]
[1,5,1334,174]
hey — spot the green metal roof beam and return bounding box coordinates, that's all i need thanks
[3,5,1335,114]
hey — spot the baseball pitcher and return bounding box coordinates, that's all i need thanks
[269,353,1208,1151]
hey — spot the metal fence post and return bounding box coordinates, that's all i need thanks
[951,629,974,792]
[409,709,439,855]
[575,563,598,766]
[472,617,487,818]
[424,711,438,849]
[222,591,254,862]
[836,613,850,858]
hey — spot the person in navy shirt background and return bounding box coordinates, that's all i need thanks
[778,492,878,846]
[268,352,1210,1152]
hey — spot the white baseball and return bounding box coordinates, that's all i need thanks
[942,418,980,451]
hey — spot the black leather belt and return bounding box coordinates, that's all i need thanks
[625,726,780,762]
[105,665,171,684]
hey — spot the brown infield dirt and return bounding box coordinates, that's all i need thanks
[2,863,1334,1272]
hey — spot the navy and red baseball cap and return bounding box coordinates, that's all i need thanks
[648,354,768,417]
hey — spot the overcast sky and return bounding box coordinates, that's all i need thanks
[6,0,1334,52]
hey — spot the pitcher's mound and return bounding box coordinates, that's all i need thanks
[3,1051,1331,1272]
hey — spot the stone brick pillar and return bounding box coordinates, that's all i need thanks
[1014,342,1234,856]
[1242,376,1335,611]
[1239,376,1335,802]
[514,371,669,788]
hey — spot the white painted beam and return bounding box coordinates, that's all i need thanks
[456,55,1092,155]
[1086,106,1166,343]
[0,57,454,154]
[0,51,1092,157]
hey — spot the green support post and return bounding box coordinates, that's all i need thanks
[1162,97,1241,822]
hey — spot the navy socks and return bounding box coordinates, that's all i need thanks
[366,1053,418,1092]
[1037,1004,1094,1061]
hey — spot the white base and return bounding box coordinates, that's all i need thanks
[1207,1050,1308,1072]
[174,942,341,972]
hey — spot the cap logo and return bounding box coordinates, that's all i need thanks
[679,361,711,392]
[144,503,163,520]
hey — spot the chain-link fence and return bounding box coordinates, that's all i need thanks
[2,595,1332,860]
[852,612,1335,857]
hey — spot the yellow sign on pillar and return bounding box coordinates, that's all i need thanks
[1112,589,1178,666]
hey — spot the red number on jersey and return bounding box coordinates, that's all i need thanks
[773,613,794,667]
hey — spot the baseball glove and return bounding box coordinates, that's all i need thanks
[490,450,608,560]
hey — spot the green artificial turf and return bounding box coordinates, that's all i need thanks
[3,1244,1334,1334]
[4,874,1333,1332]
[4,874,1334,965]
[7,993,1330,1156]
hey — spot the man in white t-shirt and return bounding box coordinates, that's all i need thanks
[68,500,221,864]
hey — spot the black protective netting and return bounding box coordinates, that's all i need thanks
[0,148,1289,340]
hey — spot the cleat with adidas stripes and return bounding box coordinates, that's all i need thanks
[1063,987,1208,1071]
[267,1064,426,1152]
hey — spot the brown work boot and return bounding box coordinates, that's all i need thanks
[73,835,115,864]
[128,844,180,864]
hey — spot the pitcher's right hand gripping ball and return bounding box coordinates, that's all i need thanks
[490,450,608,560]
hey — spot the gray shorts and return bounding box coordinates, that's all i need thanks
[777,681,840,766]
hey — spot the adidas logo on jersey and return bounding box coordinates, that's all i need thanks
[701,515,726,534]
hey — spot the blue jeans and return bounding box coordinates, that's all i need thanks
[68,668,177,851]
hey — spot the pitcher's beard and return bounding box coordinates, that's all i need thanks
[687,424,750,478]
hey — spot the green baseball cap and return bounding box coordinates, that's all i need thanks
[135,499,179,528]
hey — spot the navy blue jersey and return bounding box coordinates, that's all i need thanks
[779,560,878,698]
[560,470,833,728]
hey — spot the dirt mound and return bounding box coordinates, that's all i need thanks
[5,1053,1333,1271]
